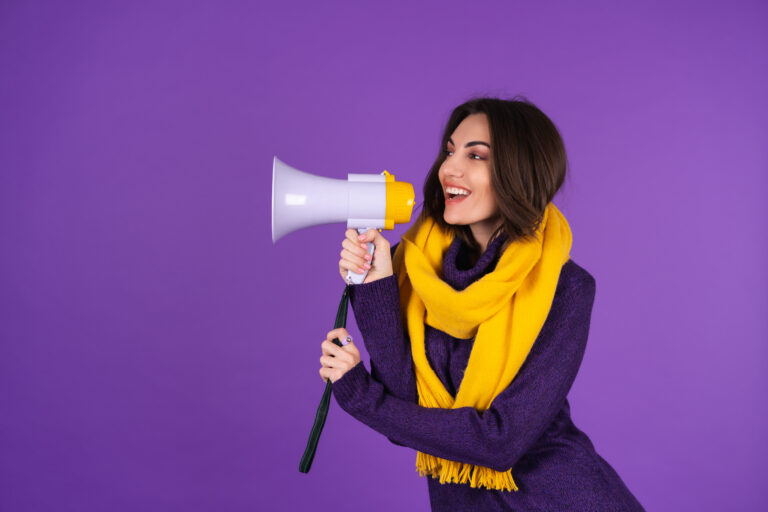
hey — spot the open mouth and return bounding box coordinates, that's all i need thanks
[446,192,471,202]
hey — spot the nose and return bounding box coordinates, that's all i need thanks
[442,160,464,179]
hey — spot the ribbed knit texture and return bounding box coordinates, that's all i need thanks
[332,237,645,511]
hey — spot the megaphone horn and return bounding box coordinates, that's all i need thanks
[271,156,414,284]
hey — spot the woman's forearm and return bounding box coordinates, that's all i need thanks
[349,273,418,404]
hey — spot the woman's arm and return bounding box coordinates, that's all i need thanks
[333,272,596,472]
[348,242,417,404]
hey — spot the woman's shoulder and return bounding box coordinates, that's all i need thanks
[557,259,596,299]
[539,260,597,349]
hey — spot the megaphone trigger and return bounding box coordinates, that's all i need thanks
[345,227,376,285]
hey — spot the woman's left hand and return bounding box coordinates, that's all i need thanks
[319,327,361,384]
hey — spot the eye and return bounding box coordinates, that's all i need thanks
[443,149,485,160]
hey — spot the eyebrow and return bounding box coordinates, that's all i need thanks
[447,137,490,149]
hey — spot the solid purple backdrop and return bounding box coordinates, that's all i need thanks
[1,1,766,511]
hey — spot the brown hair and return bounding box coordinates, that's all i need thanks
[419,96,569,258]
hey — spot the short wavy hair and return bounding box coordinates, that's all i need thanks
[420,96,569,256]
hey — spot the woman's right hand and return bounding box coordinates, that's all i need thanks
[338,228,393,284]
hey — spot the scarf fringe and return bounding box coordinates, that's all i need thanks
[415,451,518,492]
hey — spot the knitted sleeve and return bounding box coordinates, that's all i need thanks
[348,242,417,404]
[332,273,596,473]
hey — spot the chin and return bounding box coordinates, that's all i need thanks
[443,213,465,226]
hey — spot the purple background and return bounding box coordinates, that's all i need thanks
[1,1,766,510]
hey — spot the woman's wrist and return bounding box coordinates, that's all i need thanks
[331,361,368,411]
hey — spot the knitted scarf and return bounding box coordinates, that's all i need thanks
[390,202,573,492]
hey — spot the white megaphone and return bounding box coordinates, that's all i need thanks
[271,156,415,284]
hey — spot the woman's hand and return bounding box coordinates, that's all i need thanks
[338,228,393,284]
[319,327,361,384]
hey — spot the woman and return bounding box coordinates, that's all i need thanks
[319,97,645,511]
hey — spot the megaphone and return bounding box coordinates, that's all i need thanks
[272,155,415,474]
[271,156,415,284]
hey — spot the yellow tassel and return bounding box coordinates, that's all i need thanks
[415,452,518,492]
[470,464,480,487]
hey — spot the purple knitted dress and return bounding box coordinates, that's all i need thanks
[331,233,645,511]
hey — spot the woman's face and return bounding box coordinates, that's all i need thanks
[438,113,501,236]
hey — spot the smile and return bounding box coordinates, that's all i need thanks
[445,186,471,201]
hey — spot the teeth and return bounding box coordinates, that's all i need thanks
[446,187,470,196]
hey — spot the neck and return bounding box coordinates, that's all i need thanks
[470,218,503,254]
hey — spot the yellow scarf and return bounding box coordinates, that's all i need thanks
[390,202,573,492]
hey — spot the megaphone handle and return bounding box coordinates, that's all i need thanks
[345,227,376,285]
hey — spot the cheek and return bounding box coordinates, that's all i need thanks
[479,173,494,204]
[479,187,498,212]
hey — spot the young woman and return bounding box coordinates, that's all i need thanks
[319,97,645,511]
